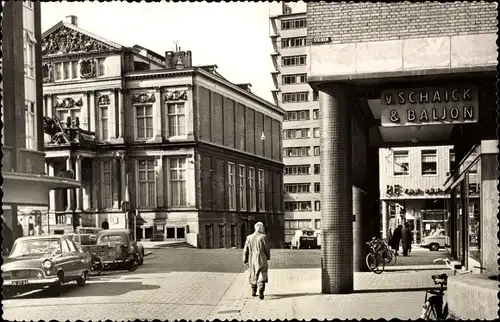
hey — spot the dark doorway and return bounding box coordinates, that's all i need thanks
[240,222,247,247]
[166,227,176,239]
[230,224,237,247]
[101,220,109,230]
[218,224,225,248]
[205,224,213,248]
[177,227,185,239]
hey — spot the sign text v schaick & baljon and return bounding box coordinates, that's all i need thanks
[380,87,479,127]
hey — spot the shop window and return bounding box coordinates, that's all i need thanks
[421,150,437,175]
[393,151,409,176]
[468,168,481,262]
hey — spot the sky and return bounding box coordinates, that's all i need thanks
[41,1,277,103]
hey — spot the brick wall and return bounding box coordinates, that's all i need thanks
[307,2,497,44]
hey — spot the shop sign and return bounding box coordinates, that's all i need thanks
[380,86,479,127]
[312,37,332,44]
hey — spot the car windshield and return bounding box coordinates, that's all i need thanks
[100,235,124,243]
[430,230,444,237]
[9,239,61,258]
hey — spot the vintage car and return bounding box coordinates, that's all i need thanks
[2,235,91,296]
[71,226,104,246]
[291,228,320,249]
[420,229,449,251]
[88,229,145,270]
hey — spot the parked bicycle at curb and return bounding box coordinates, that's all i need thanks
[420,258,473,320]
[365,237,397,274]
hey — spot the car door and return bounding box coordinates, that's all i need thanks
[69,239,87,274]
[61,239,77,279]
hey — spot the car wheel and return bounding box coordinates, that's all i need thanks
[76,271,87,286]
[430,243,440,251]
[49,273,63,295]
[138,252,144,265]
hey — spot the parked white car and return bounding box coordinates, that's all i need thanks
[420,229,448,251]
[291,229,321,249]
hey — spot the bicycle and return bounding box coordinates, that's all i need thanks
[378,238,397,266]
[420,258,473,320]
[365,238,385,274]
[115,244,140,272]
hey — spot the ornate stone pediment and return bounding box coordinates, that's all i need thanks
[42,26,113,56]
[164,90,188,101]
[97,94,111,106]
[54,97,83,109]
[131,93,156,104]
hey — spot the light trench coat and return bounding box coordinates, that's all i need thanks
[243,231,271,284]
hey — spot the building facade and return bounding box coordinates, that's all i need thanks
[305,1,497,297]
[269,2,322,244]
[1,1,80,249]
[379,145,481,245]
[41,17,285,248]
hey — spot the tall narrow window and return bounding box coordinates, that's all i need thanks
[100,106,109,141]
[314,146,320,156]
[169,158,187,206]
[102,160,112,208]
[248,167,256,211]
[167,103,186,137]
[421,150,437,175]
[239,165,247,211]
[25,101,36,149]
[393,151,409,176]
[135,105,154,139]
[258,169,265,212]
[97,58,106,76]
[24,40,35,77]
[228,162,236,210]
[137,159,156,208]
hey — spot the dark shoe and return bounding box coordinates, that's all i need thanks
[251,285,257,297]
[259,293,264,300]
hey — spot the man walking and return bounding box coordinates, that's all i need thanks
[402,222,412,256]
[243,222,271,300]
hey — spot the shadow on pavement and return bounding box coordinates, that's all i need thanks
[11,281,160,299]
[353,286,441,294]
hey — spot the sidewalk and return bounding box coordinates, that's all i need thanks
[209,266,452,320]
[140,240,188,249]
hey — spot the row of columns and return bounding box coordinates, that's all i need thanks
[47,154,129,213]
[43,88,125,141]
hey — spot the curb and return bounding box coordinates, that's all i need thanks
[144,251,153,257]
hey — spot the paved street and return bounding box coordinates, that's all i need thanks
[2,248,454,321]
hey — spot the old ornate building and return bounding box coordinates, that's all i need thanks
[41,16,285,248]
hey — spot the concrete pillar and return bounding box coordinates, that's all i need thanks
[75,155,82,211]
[353,186,368,272]
[48,162,56,212]
[65,156,73,211]
[319,86,353,294]
[381,200,388,239]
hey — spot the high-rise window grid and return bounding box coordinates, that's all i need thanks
[282,92,309,103]
[284,183,311,193]
[284,147,310,157]
[282,74,307,85]
[284,165,310,175]
[284,201,311,212]
[285,220,312,229]
[283,128,310,139]
[282,55,306,67]
[284,110,309,121]
[281,37,306,48]
[281,18,306,30]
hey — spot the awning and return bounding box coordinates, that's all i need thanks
[2,172,80,206]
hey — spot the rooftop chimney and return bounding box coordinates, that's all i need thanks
[165,49,192,70]
[65,15,78,26]
[236,83,252,92]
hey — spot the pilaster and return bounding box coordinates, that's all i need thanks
[75,155,82,211]
[65,156,74,211]
[156,156,164,207]
[154,86,163,142]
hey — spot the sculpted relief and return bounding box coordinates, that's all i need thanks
[164,90,188,101]
[42,26,110,55]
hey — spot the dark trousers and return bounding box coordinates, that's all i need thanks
[251,282,266,295]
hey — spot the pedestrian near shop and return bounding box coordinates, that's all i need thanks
[243,222,271,300]
[390,225,403,256]
[402,222,412,256]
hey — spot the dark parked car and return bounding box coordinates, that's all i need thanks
[2,235,91,296]
[88,229,144,270]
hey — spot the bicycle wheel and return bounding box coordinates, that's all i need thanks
[380,249,393,264]
[420,301,438,320]
[365,253,384,274]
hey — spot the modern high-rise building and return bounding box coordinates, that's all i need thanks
[269,2,322,245]
[1,1,80,250]
[40,16,285,248]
